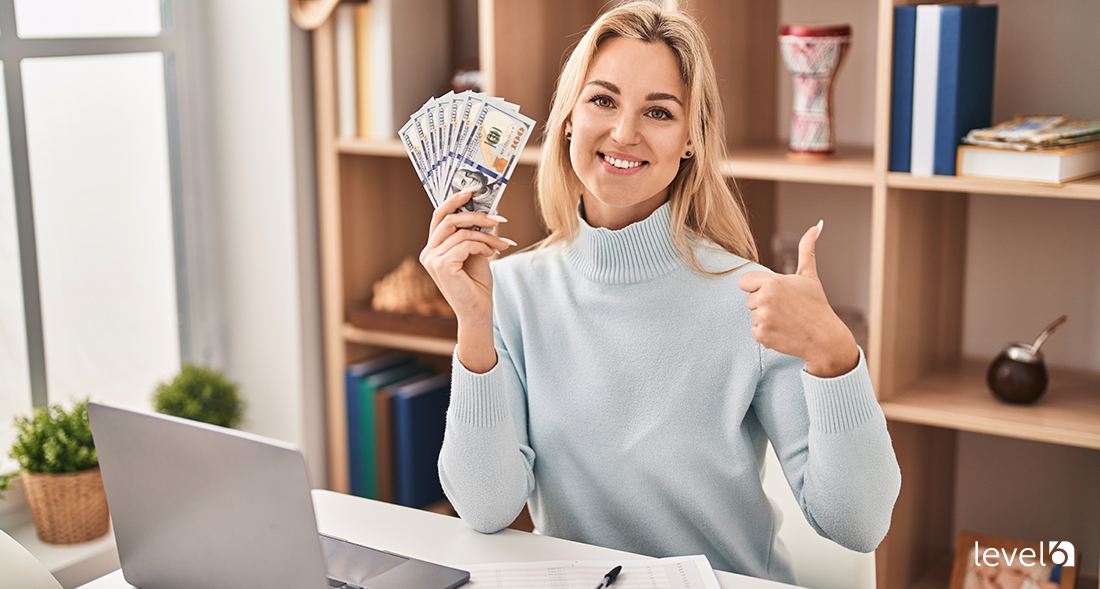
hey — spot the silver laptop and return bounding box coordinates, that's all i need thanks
[88,402,469,589]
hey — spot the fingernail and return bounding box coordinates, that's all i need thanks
[488,215,508,223]
[500,237,518,247]
[816,219,824,237]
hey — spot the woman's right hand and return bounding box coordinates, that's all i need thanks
[420,189,515,373]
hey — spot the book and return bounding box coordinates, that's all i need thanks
[374,372,438,504]
[889,6,917,172]
[931,5,998,175]
[909,5,998,176]
[965,116,1100,150]
[362,0,450,140]
[354,2,373,139]
[334,3,357,139]
[391,373,452,508]
[344,353,413,497]
[909,4,941,176]
[957,142,1100,184]
[358,362,432,499]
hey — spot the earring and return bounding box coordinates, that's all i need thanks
[566,132,572,140]
[685,151,693,158]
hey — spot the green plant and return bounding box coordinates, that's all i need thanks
[153,364,245,428]
[0,399,98,498]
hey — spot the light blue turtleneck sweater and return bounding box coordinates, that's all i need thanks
[438,202,901,583]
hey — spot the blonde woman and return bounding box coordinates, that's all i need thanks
[420,1,900,582]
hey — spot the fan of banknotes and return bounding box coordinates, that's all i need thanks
[400,91,535,221]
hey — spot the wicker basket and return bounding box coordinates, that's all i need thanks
[22,467,110,544]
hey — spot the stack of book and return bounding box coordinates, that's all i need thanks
[334,0,450,141]
[889,4,998,176]
[957,116,1100,184]
[345,353,451,509]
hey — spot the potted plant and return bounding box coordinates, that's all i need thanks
[153,364,245,428]
[0,399,110,544]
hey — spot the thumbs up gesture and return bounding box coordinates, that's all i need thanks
[737,221,859,378]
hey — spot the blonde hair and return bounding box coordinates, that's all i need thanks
[534,0,758,273]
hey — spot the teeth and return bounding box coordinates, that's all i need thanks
[602,153,643,169]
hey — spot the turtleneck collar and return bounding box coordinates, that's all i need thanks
[563,201,682,284]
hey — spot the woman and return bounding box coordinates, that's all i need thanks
[419,1,900,583]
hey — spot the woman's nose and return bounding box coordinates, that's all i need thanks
[610,113,640,145]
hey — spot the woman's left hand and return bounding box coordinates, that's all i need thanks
[737,222,859,378]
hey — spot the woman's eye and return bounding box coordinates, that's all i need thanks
[589,95,613,108]
[649,108,673,120]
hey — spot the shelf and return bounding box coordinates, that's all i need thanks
[723,144,876,187]
[342,323,456,357]
[333,138,877,188]
[880,358,1100,450]
[888,172,1100,200]
[335,137,542,166]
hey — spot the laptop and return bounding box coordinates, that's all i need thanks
[87,402,469,589]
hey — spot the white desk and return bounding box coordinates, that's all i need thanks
[79,490,795,589]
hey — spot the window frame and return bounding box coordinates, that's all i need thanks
[0,0,221,418]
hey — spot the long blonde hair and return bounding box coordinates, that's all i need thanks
[534,0,758,273]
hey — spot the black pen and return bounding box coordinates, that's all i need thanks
[595,565,622,589]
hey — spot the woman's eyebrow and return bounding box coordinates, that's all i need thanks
[585,80,683,107]
[646,92,683,107]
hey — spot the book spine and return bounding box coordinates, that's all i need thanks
[344,368,363,497]
[910,5,941,177]
[394,379,449,508]
[358,379,378,499]
[368,0,393,140]
[933,5,998,176]
[335,3,358,139]
[354,3,372,139]
[889,6,917,173]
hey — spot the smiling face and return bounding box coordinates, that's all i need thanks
[567,36,692,230]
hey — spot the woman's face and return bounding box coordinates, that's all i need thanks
[568,36,691,230]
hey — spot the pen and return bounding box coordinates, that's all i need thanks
[595,565,622,589]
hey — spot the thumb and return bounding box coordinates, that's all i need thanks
[795,220,823,278]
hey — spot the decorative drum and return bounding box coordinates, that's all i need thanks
[779,24,851,158]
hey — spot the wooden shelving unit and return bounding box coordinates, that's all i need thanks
[310,0,1099,587]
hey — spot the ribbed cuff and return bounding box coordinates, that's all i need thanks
[801,348,880,433]
[449,349,512,428]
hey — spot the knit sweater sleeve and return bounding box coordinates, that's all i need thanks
[437,325,535,534]
[753,346,901,553]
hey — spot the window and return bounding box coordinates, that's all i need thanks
[0,1,216,473]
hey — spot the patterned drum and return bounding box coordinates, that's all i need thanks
[779,24,851,157]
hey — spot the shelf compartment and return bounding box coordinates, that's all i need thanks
[888,172,1100,201]
[880,358,1100,450]
[724,145,875,187]
[343,322,456,357]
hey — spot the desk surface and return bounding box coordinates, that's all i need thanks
[80,490,794,589]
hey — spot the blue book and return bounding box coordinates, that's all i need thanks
[344,353,412,497]
[889,6,917,172]
[932,5,998,175]
[391,373,451,508]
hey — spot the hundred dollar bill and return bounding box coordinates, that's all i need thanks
[401,91,532,223]
[399,118,434,204]
[444,99,534,217]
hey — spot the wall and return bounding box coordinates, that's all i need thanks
[202,0,326,486]
[775,0,1100,578]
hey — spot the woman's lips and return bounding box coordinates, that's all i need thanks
[598,152,647,175]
